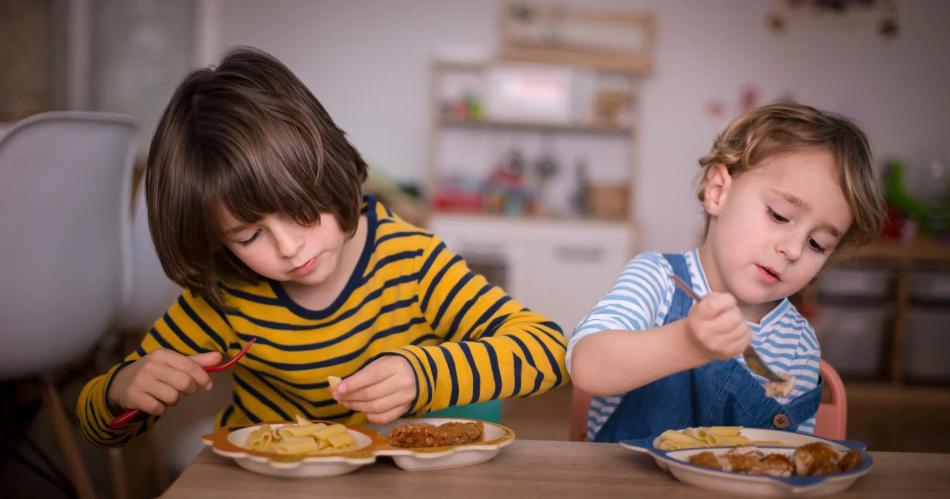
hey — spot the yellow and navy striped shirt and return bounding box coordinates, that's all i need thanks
[78,197,568,446]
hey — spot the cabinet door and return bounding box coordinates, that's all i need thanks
[514,239,628,338]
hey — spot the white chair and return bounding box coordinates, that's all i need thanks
[117,174,182,334]
[0,111,139,499]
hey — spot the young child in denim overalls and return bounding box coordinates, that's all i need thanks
[568,103,887,442]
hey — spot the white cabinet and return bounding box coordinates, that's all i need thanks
[429,214,632,337]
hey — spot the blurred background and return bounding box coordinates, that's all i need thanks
[2,0,949,498]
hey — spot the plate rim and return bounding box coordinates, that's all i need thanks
[618,427,874,491]
[202,416,516,468]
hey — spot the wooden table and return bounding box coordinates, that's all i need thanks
[161,440,950,498]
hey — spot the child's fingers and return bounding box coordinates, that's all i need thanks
[336,360,392,395]
[155,367,201,396]
[344,390,410,415]
[129,380,181,414]
[702,308,745,336]
[190,351,224,367]
[698,292,738,317]
[128,392,167,416]
[365,404,410,424]
[160,351,219,390]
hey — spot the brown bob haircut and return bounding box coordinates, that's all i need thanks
[697,102,886,252]
[146,46,368,309]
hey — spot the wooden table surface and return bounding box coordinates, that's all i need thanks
[162,440,950,498]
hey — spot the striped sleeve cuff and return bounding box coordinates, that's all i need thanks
[77,361,155,447]
[388,347,434,415]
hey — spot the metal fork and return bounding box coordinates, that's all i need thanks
[669,275,786,383]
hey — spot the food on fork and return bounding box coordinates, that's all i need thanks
[388,421,484,448]
[764,375,797,398]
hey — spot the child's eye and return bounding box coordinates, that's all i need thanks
[767,207,789,223]
[808,238,828,254]
[238,229,261,246]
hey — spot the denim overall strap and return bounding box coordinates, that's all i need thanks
[662,253,694,323]
[592,253,822,442]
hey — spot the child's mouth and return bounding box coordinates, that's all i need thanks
[292,256,318,275]
[757,265,781,283]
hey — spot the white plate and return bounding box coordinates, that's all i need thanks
[202,422,382,478]
[619,428,872,497]
[368,417,516,471]
[202,417,516,476]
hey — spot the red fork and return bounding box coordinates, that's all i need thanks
[107,338,256,429]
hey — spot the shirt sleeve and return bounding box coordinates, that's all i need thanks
[566,251,673,374]
[76,290,235,447]
[389,237,569,415]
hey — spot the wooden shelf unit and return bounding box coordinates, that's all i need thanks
[833,239,950,383]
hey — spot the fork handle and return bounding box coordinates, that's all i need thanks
[109,409,143,429]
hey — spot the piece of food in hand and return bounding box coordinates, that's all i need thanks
[327,375,342,391]
[793,442,841,476]
[764,375,797,398]
[387,421,484,448]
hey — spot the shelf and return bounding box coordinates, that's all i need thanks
[429,210,630,228]
[437,116,634,135]
[841,239,950,264]
[815,238,950,385]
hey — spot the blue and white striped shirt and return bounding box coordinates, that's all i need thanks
[567,249,820,440]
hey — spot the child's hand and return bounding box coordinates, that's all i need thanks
[332,356,417,424]
[685,292,752,361]
[108,349,221,416]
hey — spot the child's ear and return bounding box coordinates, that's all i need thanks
[702,164,732,216]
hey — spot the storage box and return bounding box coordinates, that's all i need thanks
[814,304,890,378]
[905,307,950,381]
[909,269,950,304]
[815,264,894,300]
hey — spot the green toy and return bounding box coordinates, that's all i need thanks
[884,160,950,237]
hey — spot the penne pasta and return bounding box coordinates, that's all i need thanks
[656,427,754,450]
[240,416,357,455]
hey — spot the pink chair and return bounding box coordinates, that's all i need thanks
[814,359,848,440]
[569,359,847,441]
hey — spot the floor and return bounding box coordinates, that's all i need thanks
[2,378,948,499]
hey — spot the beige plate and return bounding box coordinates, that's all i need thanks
[203,417,516,477]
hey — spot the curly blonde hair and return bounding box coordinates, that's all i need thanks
[698,102,886,250]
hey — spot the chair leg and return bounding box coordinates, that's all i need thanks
[41,376,97,499]
[147,432,171,493]
[106,448,128,499]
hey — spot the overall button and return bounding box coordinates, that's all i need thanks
[772,413,789,429]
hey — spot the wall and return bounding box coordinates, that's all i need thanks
[207,0,950,252]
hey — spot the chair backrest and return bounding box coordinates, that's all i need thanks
[815,359,848,440]
[569,359,848,441]
[115,174,181,334]
[0,112,138,378]
[569,385,593,441]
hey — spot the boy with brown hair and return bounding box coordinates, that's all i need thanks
[78,47,567,446]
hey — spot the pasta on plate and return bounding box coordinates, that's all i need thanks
[656,427,783,450]
[243,415,357,455]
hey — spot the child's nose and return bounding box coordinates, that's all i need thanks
[272,224,304,258]
[776,236,803,261]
